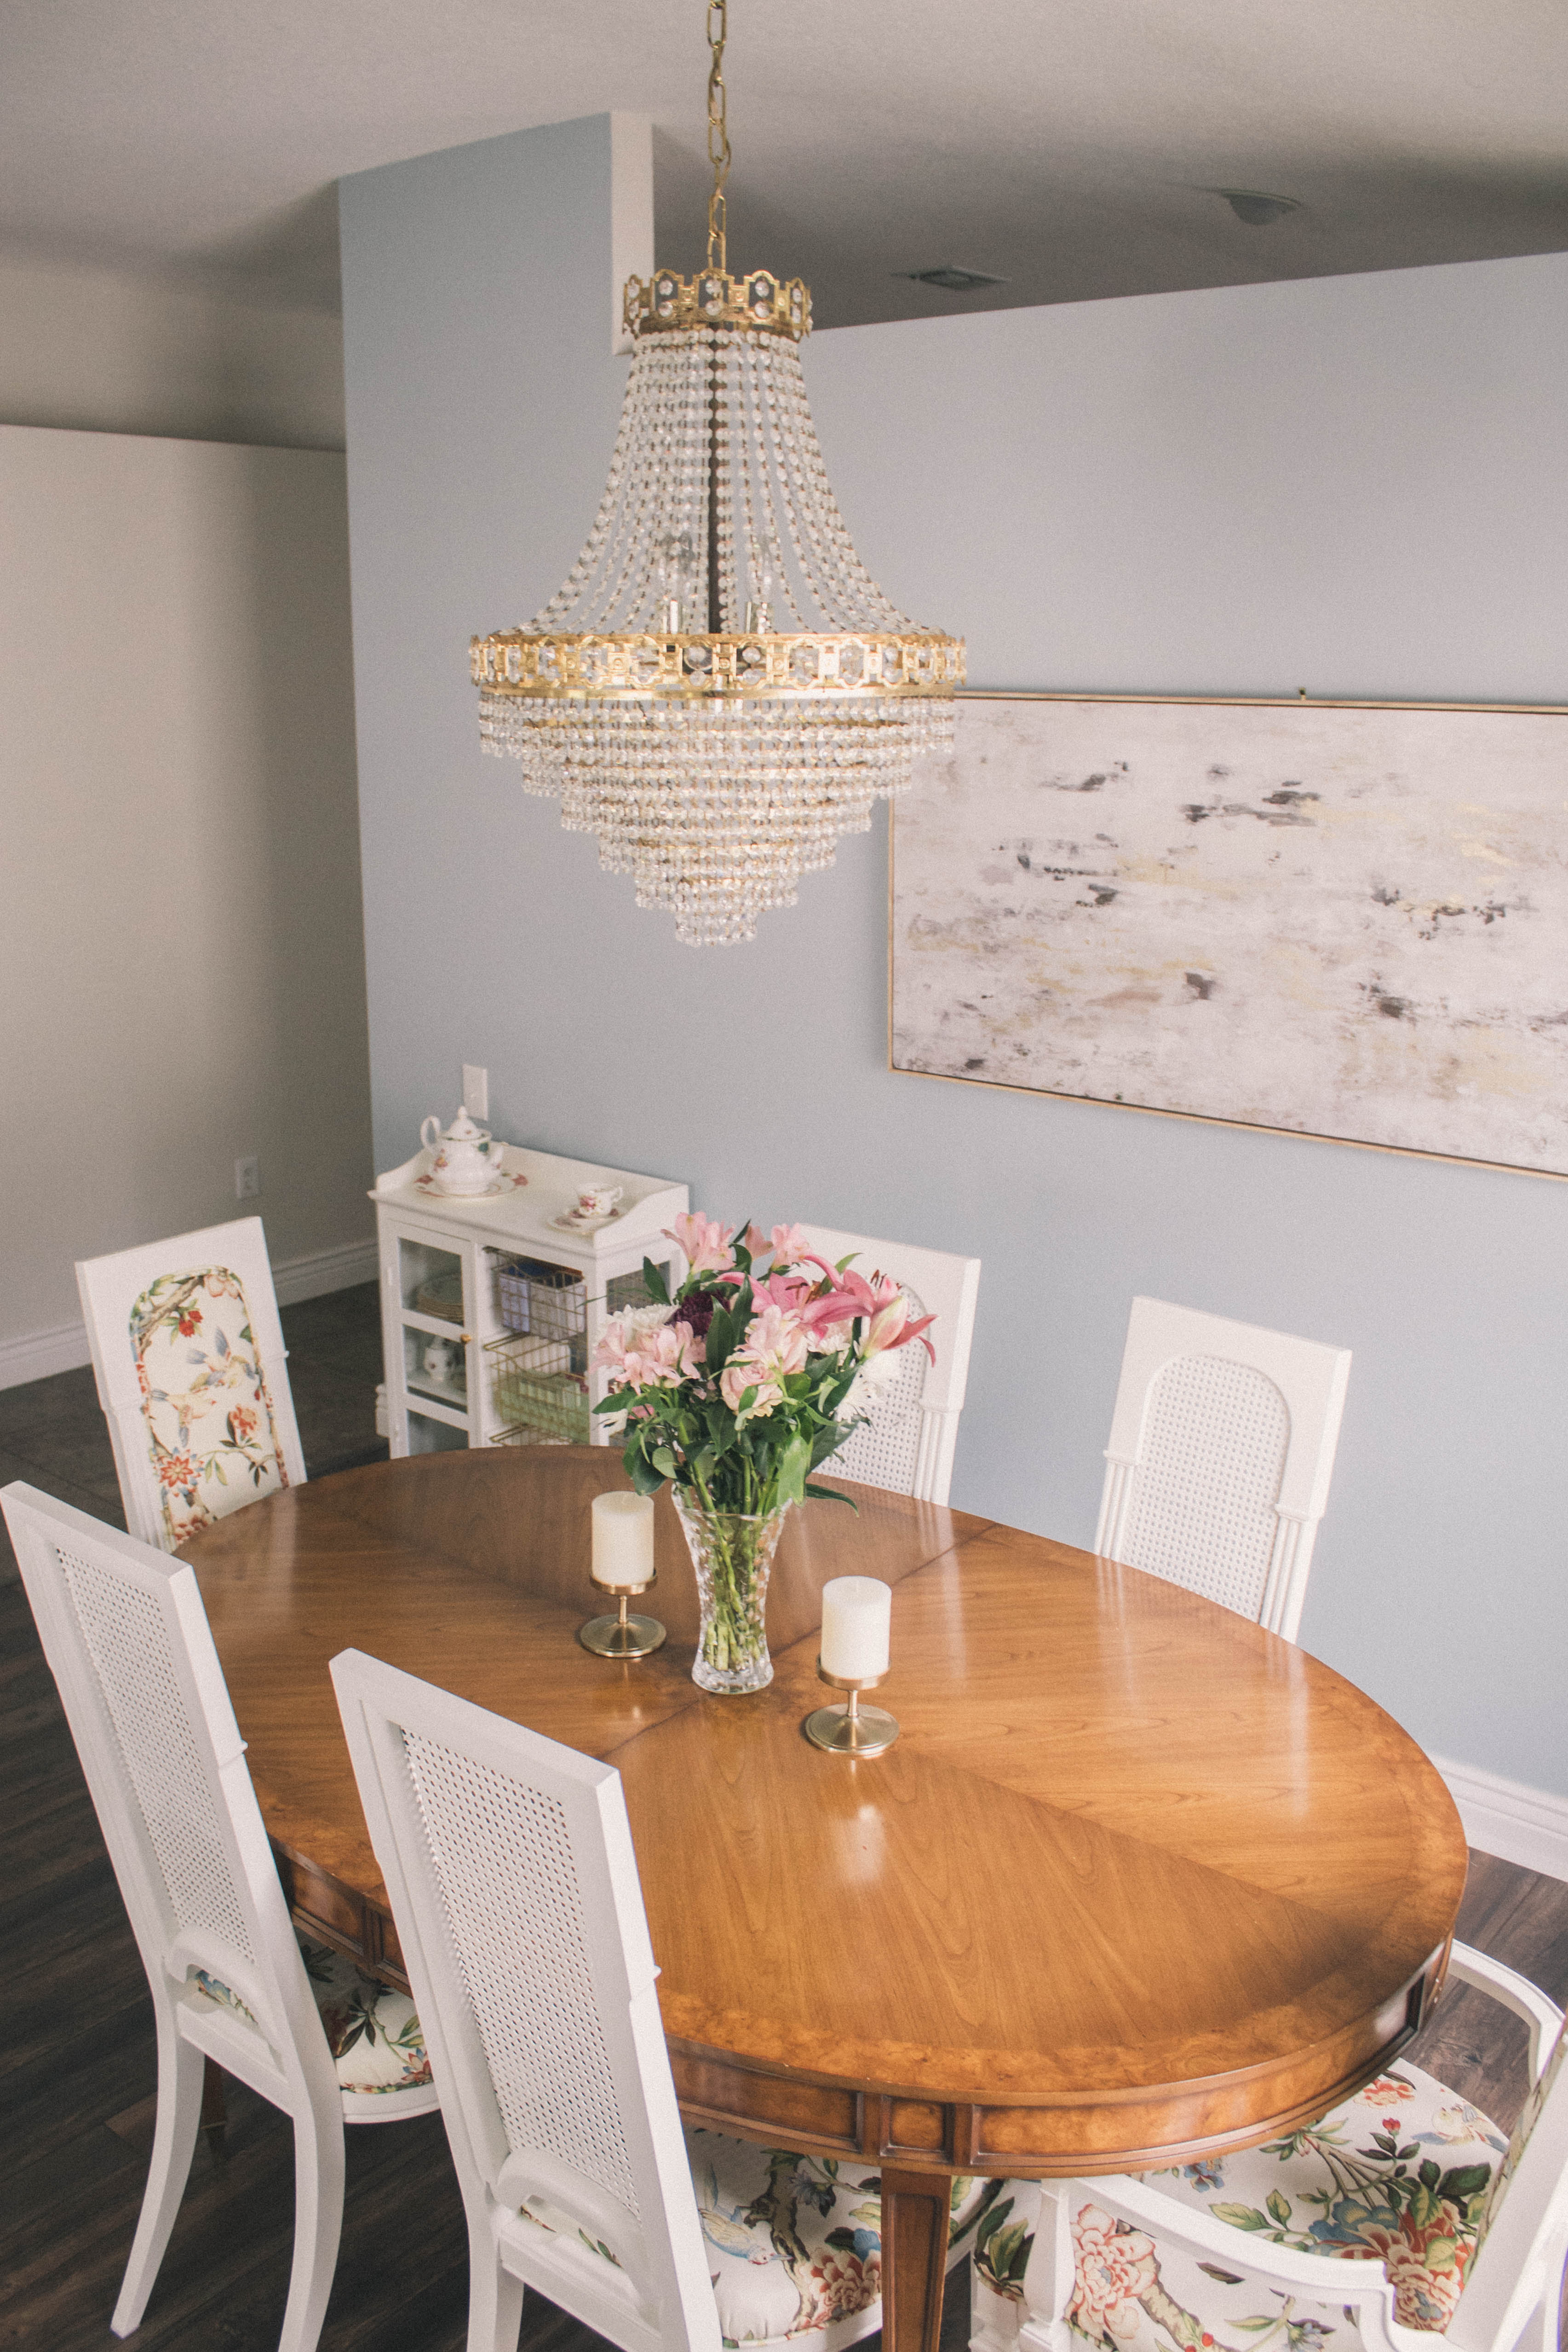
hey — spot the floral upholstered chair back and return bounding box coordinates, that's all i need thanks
[132,1267,289,1544]
[78,1218,307,1553]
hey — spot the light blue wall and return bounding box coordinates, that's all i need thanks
[340,118,1568,1796]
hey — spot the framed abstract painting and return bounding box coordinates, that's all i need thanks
[890,693,1568,1177]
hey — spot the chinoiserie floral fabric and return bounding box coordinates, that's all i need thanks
[193,1935,433,2099]
[518,2132,999,2348]
[130,1266,287,1544]
[972,2062,1507,2350]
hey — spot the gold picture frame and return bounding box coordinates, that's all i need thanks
[890,690,1568,1180]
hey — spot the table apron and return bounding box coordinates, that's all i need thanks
[666,1947,1444,2179]
[277,1856,1444,2179]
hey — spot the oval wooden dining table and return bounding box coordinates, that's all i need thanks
[183,1447,1467,2352]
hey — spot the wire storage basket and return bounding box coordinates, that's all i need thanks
[487,1332,591,1445]
[491,1255,587,1363]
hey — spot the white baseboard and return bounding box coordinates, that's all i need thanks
[0,1236,378,1392]
[269,1236,379,1306]
[1435,1753,1568,1884]
[0,1318,94,1388]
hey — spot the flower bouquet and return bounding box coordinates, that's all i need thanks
[592,1215,936,1693]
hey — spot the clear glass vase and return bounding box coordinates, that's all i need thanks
[673,1489,790,1694]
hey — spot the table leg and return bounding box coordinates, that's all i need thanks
[880,2167,952,2352]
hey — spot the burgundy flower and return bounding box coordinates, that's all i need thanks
[680,1289,718,1341]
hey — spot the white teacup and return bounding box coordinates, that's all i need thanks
[576,1183,623,1219]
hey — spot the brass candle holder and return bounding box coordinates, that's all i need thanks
[803,1661,900,1756]
[579,1574,666,1659]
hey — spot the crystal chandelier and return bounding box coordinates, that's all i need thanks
[471,0,964,946]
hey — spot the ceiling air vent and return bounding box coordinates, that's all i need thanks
[899,266,1007,291]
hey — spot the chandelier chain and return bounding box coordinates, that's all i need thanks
[706,0,730,274]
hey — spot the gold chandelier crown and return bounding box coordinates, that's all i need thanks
[624,267,810,342]
[472,0,963,944]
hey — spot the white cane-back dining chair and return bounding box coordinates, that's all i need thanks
[331,1648,995,2352]
[1094,1297,1351,1641]
[2,1483,437,2352]
[971,1944,1568,2352]
[795,1223,981,1507]
[77,1215,305,1551]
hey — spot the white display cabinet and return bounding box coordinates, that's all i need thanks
[371,1144,689,1458]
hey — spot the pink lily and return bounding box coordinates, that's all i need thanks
[798,1269,936,1364]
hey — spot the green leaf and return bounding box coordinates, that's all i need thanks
[628,1455,665,1496]
[1265,2189,1291,2226]
[1418,2158,1441,2191]
[640,1255,669,1304]
[804,1483,858,1509]
[1438,2165,1493,2205]
[651,1447,677,1478]
[1210,2204,1272,2232]
[1196,2264,1244,2285]
[706,1305,736,1372]
[777,1432,812,1507]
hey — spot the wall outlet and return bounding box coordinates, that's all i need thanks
[235,1154,260,1201]
[462,1064,488,1121]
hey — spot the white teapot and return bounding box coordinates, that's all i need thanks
[420,1105,505,1196]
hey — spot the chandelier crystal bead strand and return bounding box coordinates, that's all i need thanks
[471,0,964,945]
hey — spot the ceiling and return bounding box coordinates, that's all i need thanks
[2,0,1565,327]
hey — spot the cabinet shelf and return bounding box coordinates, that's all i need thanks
[373,1142,688,1460]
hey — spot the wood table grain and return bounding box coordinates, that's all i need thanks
[182,1447,1467,2352]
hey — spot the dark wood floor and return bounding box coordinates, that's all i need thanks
[2,1282,1565,2349]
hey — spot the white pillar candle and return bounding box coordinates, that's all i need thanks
[592,1491,655,1588]
[820,1576,891,1680]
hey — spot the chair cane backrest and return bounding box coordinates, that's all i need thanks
[1,1482,333,2103]
[331,1650,722,2352]
[77,1215,305,1551]
[794,1223,981,1507]
[1094,1298,1350,1641]
[1453,2017,1568,2352]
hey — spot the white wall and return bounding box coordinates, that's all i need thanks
[339,116,1568,1803]
[0,426,374,1378]
[0,250,345,449]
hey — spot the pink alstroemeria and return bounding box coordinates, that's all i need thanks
[741,1304,811,1379]
[768,1223,810,1268]
[664,1211,737,1276]
[592,1302,670,1376]
[620,1318,704,1390]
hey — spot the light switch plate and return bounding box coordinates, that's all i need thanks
[235,1154,260,1200]
[462,1064,488,1121]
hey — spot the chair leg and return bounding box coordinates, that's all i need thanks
[275,2096,346,2352]
[465,2236,525,2352]
[1018,2186,1073,2352]
[111,2020,206,2337]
